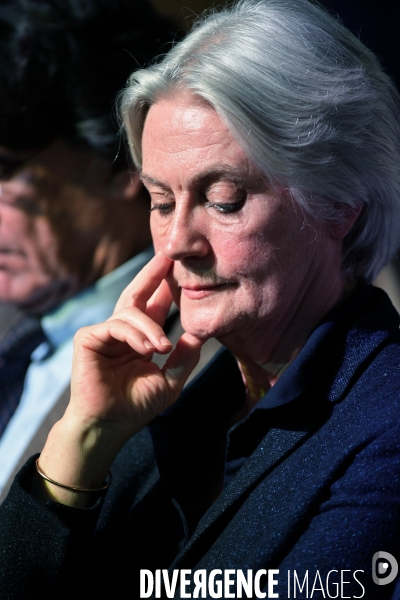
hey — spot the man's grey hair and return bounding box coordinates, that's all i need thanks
[120,0,400,283]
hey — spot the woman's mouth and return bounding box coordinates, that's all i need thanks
[180,283,232,299]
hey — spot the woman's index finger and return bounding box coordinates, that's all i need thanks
[146,278,175,326]
[113,252,173,314]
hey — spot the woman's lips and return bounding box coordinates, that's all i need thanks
[180,283,232,299]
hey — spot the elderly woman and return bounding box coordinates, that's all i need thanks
[1,0,400,597]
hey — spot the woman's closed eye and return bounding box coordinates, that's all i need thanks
[149,180,247,216]
[205,199,245,213]
[205,181,246,214]
[150,201,174,215]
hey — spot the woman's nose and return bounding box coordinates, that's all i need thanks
[157,204,211,261]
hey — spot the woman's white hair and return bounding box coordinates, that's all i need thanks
[120,0,400,282]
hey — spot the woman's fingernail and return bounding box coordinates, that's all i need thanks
[160,335,172,346]
[144,340,155,349]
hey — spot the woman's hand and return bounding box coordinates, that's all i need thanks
[70,252,202,437]
[35,252,203,506]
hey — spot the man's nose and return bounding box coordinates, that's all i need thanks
[162,204,210,261]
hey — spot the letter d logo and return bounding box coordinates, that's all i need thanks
[372,551,398,586]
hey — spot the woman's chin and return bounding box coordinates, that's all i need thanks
[181,322,215,340]
[180,312,232,341]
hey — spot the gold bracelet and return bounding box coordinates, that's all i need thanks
[35,458,112,493]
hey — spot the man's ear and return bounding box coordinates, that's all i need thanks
[331,202,363,241]
[108,168,143,202]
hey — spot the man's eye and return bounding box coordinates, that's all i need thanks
[15,197,44,216]
[150,202,174,215]
[0,193,44,216]
[206,199,245,214]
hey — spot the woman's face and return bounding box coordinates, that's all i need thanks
[142,92,344,350]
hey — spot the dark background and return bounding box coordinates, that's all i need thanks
[150,0,400,87]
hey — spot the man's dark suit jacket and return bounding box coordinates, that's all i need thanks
[1,286,400,599]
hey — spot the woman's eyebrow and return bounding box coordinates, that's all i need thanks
[140,166,252,190]
[139,173,168,189]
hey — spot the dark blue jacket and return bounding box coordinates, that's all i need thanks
[1,286,400,599]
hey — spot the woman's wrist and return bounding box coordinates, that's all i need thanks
[33,409,127,507]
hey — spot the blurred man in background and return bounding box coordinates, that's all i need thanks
[0,0,176,500]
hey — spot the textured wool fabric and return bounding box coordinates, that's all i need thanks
[0,286,400,599]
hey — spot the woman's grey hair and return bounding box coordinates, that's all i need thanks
[120,0,400,283]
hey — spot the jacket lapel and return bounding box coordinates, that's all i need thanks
[0,304,25,343]
[171,426,309,568]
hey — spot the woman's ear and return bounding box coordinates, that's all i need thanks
[331,202,363,241]
[108,168,143,203]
